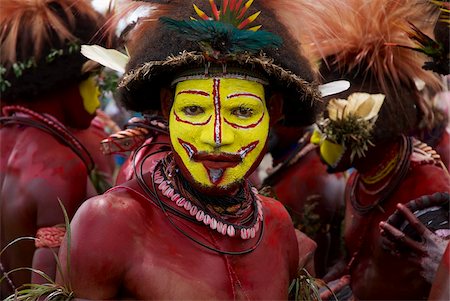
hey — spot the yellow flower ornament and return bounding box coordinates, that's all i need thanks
[313,93,385,164]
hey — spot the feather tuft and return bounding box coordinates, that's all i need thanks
[159,17,282,55]
[81,45,129,73]
[0,0,100,67]
[267,0,441,93]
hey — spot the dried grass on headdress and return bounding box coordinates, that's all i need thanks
[273,0,441,93]
[0,0,100,66]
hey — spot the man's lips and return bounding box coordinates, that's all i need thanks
[192,153,241,169]
[178,139,259,161]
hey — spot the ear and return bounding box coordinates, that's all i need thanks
[267,92,285,126]
[160,87,173,119]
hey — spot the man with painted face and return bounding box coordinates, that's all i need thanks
[292,0,450,299]
[0,0,114,298]
[54,0,321,299]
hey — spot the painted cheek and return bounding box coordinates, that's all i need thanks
[320,140,345,167]
[79,77,101,115]
[310,129,322,145]
[221,116,269,182]
[170,109,213,186]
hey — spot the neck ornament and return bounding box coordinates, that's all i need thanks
[360,150,400,185]
[154,156,263,240]
[351,135,412,214]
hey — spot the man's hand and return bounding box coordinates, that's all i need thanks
[379,203,449,283]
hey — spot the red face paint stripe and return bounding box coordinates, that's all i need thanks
[227,93,263,102]
[178,138,198,158]
[213,78,222,145]
[177,90,210,97]
[238,141,259,158]
[223,111,265,129]
[174,111,212,126]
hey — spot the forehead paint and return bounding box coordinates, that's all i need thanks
[178,89,210,97]
[213,78,221,146]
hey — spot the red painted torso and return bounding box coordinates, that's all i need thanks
[58,170,316,300]
[344,161,450,300]
[269,144,346,276]
[0,117,113,297]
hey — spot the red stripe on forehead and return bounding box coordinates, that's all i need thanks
[177,90,210,97]
[227,93,262,102]
[213,78,222,145]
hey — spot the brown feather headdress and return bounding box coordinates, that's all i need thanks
[0,0,106,101]
[273,0,441,92]
[271,0,443,139]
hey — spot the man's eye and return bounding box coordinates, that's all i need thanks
[231,107,253,118]
[182,106,204,116]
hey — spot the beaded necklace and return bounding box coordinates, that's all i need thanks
[347,136,412,273]
[154,155,263,240]
[350,135,412,214]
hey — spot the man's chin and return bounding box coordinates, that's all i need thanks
[188,177,243,197]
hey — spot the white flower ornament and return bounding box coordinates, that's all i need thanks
[316,92,386,161]
[327,93,385,122]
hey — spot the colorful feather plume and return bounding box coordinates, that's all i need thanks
[159,0,282,60]
[0,0,99,67]
[270,0,441,92]
[160,17,281,56]
[192,0,261,31]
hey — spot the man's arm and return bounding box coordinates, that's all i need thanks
[56,192,135,300]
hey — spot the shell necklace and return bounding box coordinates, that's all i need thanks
[153,160,264,240]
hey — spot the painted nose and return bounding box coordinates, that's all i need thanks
[199,117,235,148]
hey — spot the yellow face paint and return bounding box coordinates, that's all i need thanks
[310,129,345,168]
[79,76,101,115]
[169,78,269,188]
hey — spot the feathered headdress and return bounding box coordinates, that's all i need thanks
[0,0,106,100]
[270,0,444,140]
[394,1,449,76]
[102,0,321,126]
[278,0,441,92]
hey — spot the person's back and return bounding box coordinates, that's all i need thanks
[343,137,449,299]
[0,0,112,297]
[0,113,88,294]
